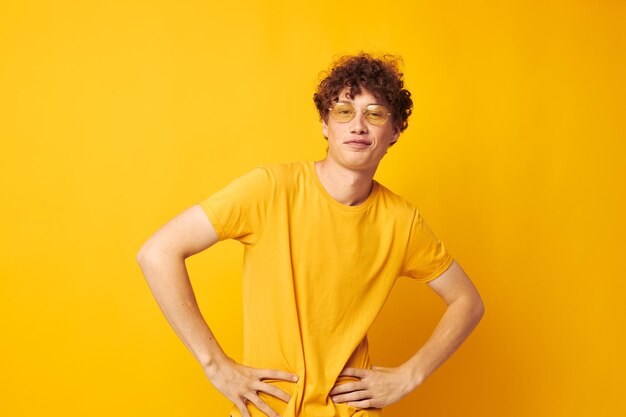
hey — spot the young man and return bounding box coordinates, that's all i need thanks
[137,53,484,417]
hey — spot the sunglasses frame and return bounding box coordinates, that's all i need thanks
[328,102,391,126]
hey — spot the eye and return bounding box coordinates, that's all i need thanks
[333,104,354,114]
[367,106,388,118]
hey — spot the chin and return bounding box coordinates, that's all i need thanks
[339,156,379,172]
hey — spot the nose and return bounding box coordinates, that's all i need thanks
[349,111,368,134]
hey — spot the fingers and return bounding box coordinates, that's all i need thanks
[236,400,253,417]
[256,368,299,383]
[236,392,282,417]
[257,382,293,403]
[246,395,282,417]
[331,388,371,407]
[237,368,298,417]
[338,367,369,379]
[332,365,409,410]
[345,398,373,409]
[209,361,298,417]
[251,368,298,404]
[329,381,364,396]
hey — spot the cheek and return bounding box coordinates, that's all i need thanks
[381,128,397,144]
[326,124,342,140]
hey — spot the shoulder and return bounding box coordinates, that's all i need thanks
[259,160,308,175]
[375,181,419,216]
[257,160,310,187]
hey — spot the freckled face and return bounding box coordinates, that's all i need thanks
[322,87,399,172]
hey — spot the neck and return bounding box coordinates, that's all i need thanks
[314,158,377,206]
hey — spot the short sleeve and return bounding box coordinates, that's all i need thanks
[197,166,273,245]
[401,208,454,284]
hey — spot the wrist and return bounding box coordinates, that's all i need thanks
[400,359,427,392]
[200,351,230,379]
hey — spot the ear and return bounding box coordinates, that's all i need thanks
[390,128,400,144]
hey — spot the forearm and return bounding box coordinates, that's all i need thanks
[136,251,227,373]
[402,298,484,390]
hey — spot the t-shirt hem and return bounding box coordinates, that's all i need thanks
[416,253,454,284]
[197,200,227,241]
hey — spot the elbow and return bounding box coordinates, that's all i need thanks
[472,296,485,322]
[456,293,484,322]
[136,242,157,266]
[136,242,183,267]
[136,243,148,264]
[450,295,484,324]
[136,250,147,266]
[453,290,485,321]
[136,246,161,285]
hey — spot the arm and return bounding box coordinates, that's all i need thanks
[136,204,298,417]
[136,204,224,370]
[402,259,484,388]
[330,259,484,408]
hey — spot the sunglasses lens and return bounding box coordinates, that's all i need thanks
[329,103,390,125]
[330,103,355,122]
[365,105,389,125]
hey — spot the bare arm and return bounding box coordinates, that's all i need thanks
[330,259,484,409]
[136,204,298,417]
[136,204,224,369]
[402,259,485,387]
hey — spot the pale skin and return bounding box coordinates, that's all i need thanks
[136,86,484,416]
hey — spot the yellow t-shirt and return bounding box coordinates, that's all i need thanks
[198,161,453,417]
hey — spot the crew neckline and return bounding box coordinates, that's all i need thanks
[308,160,379,212]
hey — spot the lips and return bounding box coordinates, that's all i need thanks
[344,139,372,146]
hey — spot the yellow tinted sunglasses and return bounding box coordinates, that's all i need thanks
[328,102,391,126]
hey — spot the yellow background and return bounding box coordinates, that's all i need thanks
[1,0,624,416]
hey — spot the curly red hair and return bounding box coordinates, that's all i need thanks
[313,52,413,135]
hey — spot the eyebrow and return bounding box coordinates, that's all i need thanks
[336,100,385,107]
